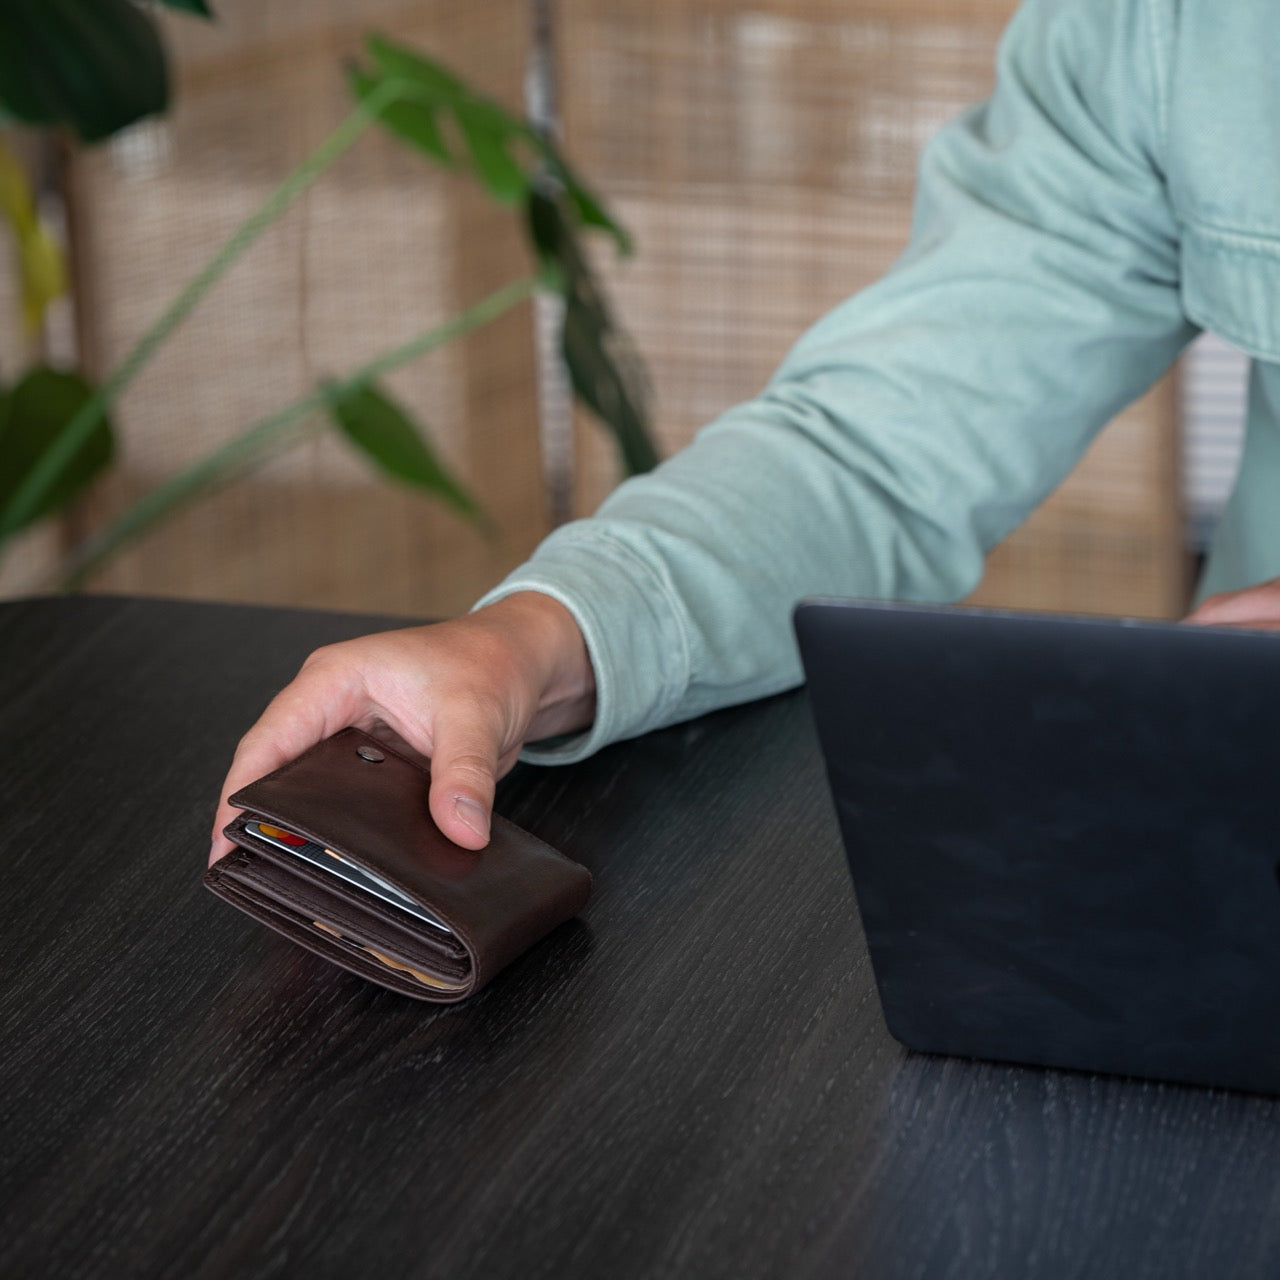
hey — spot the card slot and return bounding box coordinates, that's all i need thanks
[235,852,471,974]
[227,810,453,933]
[229,820,466,953]
[308,920,466,992]
[219,849,474,988]
[210,873,462,999]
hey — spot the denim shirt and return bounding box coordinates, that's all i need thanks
[478,0,1280,763]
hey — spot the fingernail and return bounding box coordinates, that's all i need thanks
[453,795,490,843]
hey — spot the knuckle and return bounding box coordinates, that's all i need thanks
[300,642,342,671]
[233,722,268,758]
[440,750,496,783]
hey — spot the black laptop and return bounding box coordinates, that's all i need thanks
[793,598,1280,1094]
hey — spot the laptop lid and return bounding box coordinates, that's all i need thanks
[793,598,1280,1094]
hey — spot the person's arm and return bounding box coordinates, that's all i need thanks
[209,592,594,863]
[477,0,1196,764]
[214,0,1194,853]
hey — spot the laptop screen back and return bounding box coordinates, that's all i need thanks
[794,599,1280,1094]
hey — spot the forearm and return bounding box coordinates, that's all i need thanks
[483,0,1195,762]
[469,591,597,743]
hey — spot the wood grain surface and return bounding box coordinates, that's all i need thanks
[2,597,1280,1279]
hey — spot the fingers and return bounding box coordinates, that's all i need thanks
[209,654,369,866]
[426,711,503,850]
[208,599,596,868]
[1186,576,1280,628]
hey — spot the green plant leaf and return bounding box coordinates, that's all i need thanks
[0,0,169,143]
[347,65,454,164]
[56,277,534,588]
[355,34,629,249]
[0,140,67,333]
[155,0,215,15]
[534,145,632,257]
[452,101,527,204]
[526,181,567,271]
[326,381,485,525]
[561,295,658,475]
[357,35,531,204]
[365,34,469,104]
[15,221,65,333]
[564,181,631,256]
[0,366,114,537]
[526,189,657,475]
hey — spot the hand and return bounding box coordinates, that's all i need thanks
[1184,575,1280,632]
[209,592,596,866]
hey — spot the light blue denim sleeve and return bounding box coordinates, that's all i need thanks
[477,0,1197,764]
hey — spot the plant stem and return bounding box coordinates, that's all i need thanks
[57,274,540,590]
[1,76,407,542]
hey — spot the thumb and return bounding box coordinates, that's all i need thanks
[428,719,500,850]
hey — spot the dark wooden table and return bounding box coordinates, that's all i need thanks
[4,596,1280,1279]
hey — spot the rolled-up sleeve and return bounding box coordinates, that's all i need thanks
[477,0,1196,764]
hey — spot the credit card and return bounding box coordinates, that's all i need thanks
[246,821,452,936]
[312,920,466,991]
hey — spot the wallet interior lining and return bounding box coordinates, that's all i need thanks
[309,920,466,992]
[230,822,468,955]
[213,847,474,995]
[231,813,457,939]
[212,874,466,998]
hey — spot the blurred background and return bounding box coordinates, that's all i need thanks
[0,0,1246,620]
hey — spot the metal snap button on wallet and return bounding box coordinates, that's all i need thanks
[205,727,592,1002]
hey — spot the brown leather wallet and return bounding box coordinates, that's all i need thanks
[204,727,591,1002]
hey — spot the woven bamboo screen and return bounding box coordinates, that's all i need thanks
[560,0,1188,618]
[1,0,1188,618]
[54,0,545,616]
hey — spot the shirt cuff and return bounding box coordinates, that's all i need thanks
[472,523,694,765]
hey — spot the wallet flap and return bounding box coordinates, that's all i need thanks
[212,727,592,999]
